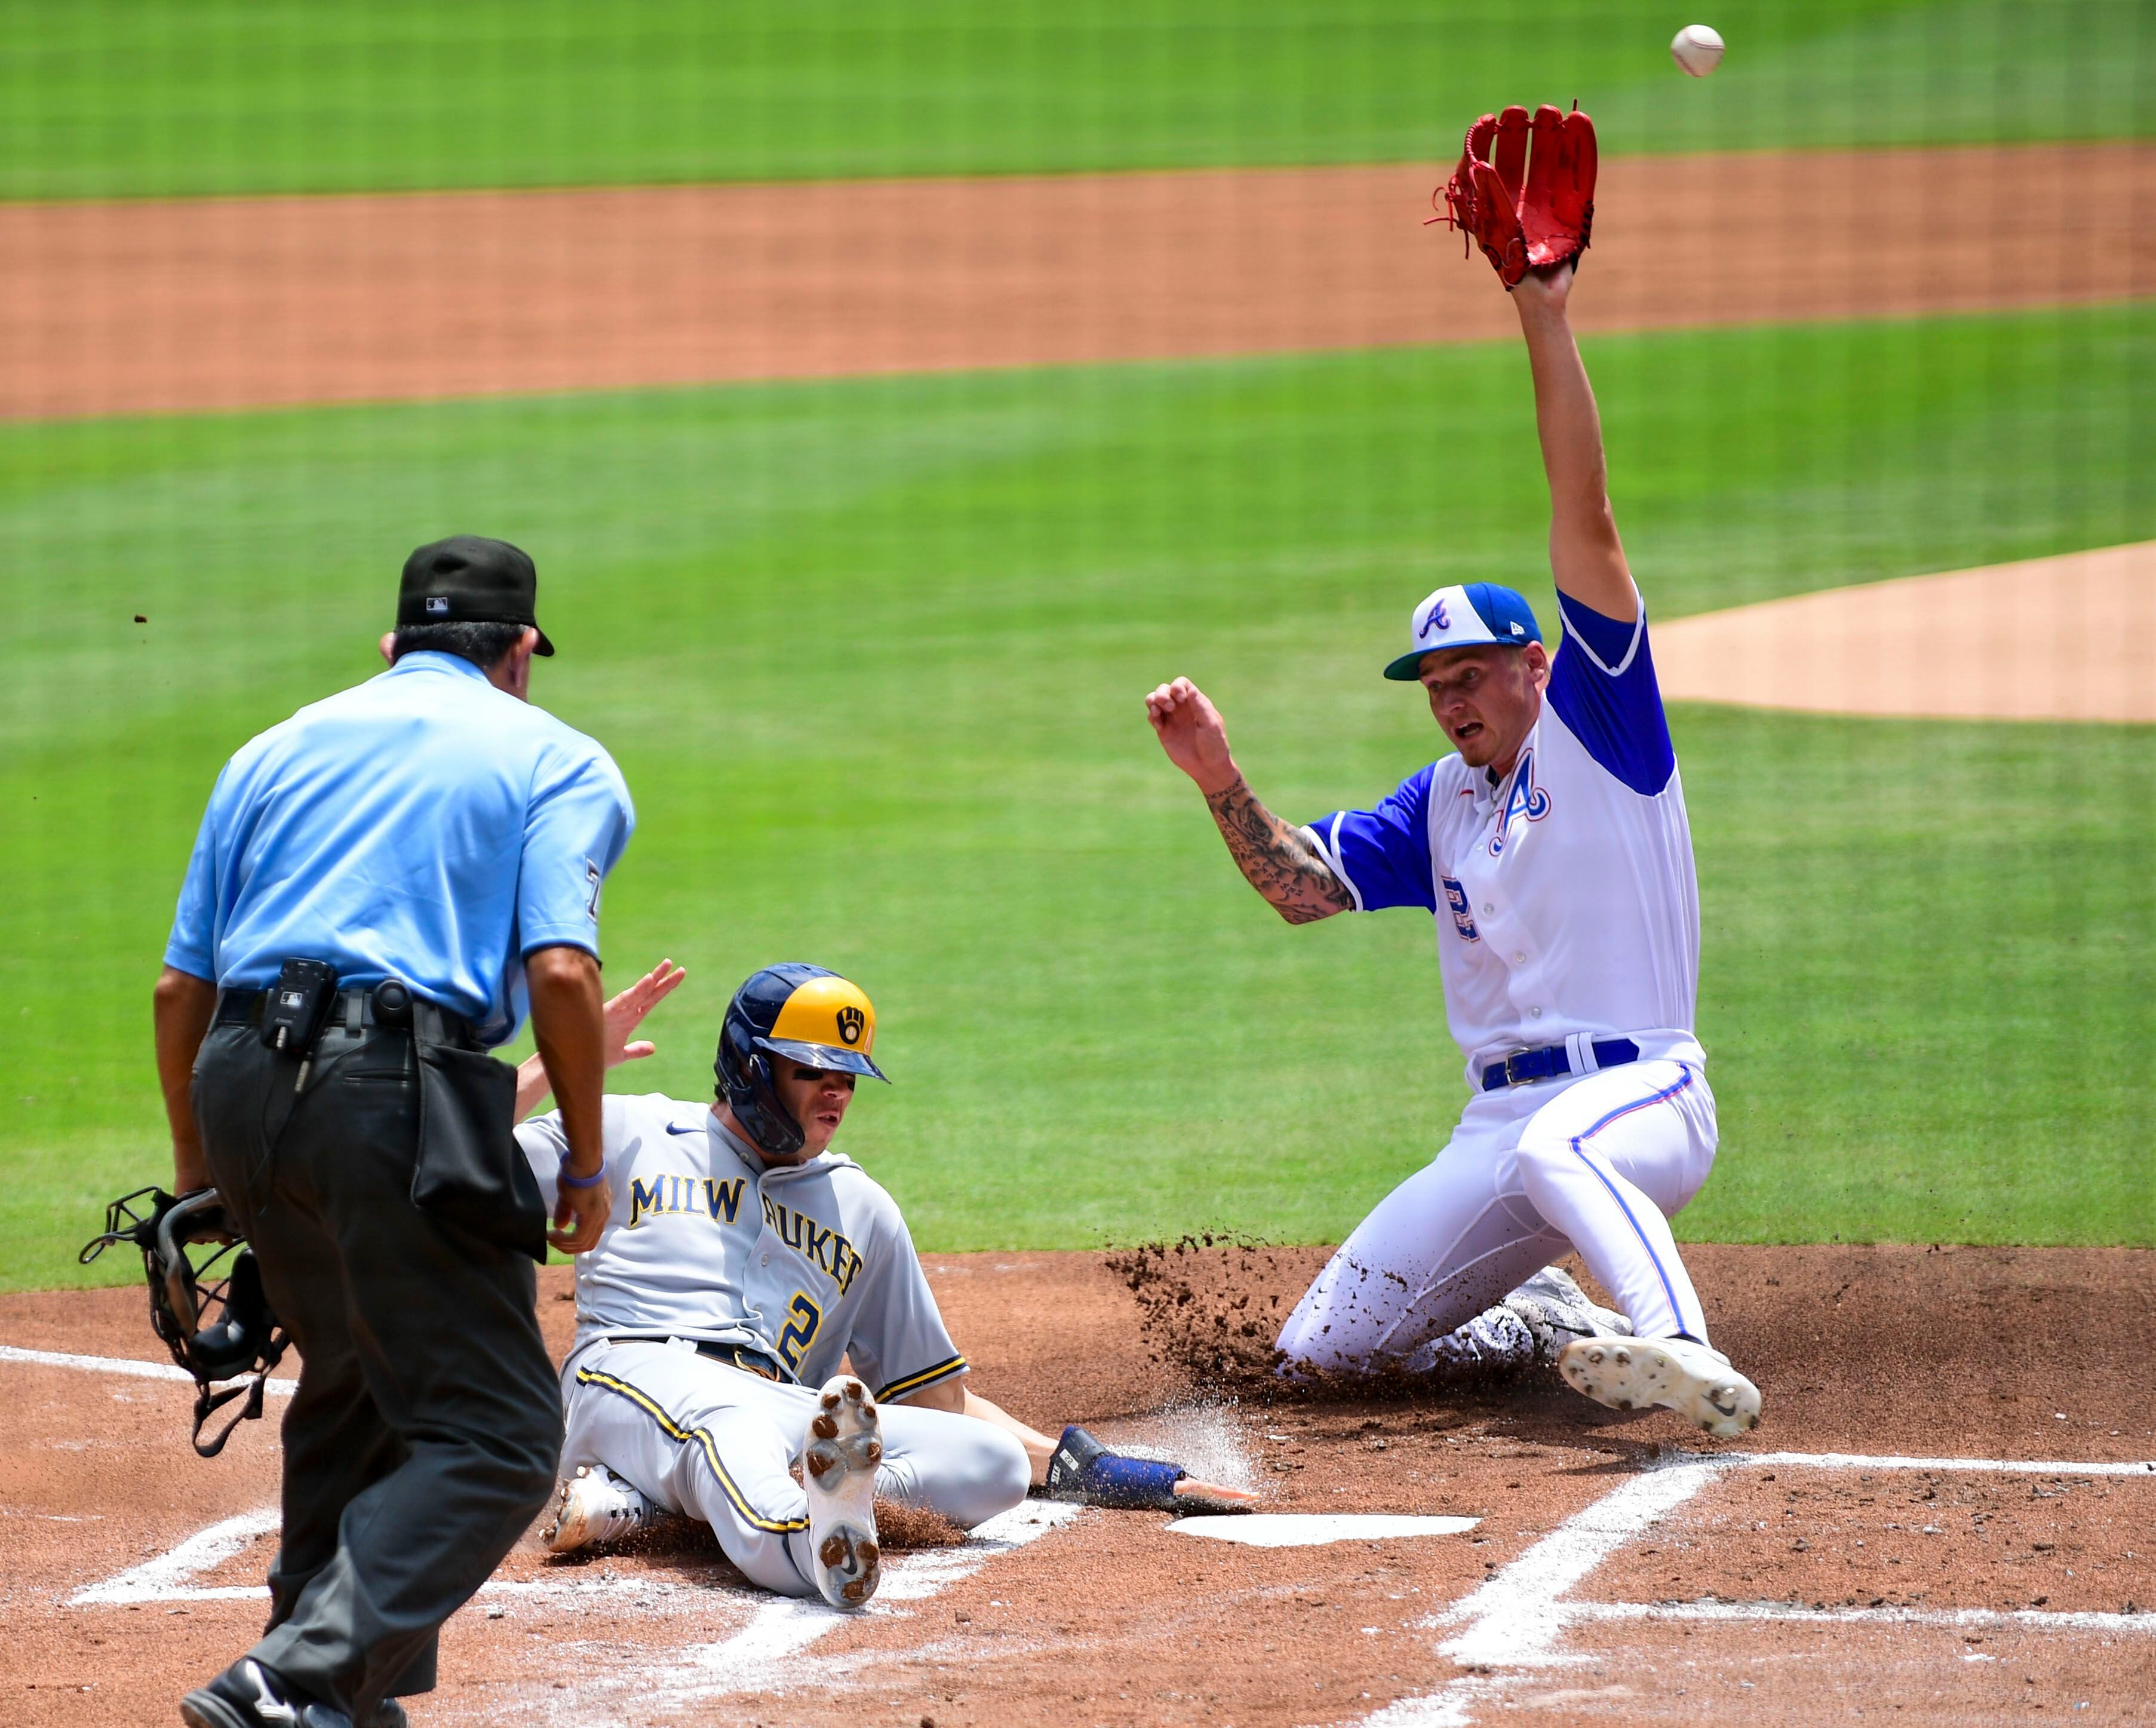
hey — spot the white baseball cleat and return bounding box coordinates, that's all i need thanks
[542,1464,664,1554]
[1504,1265,1630,1362]
[1557,1334,1762,1437]
[802,1375,883,1609]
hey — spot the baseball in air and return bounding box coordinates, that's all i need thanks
[1670,23,1725,76]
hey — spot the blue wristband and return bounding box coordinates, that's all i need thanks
[558,1159,607,1190]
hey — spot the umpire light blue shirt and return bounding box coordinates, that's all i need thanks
[164,652,635,1047]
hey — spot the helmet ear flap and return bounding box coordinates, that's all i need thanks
[743,1048,805,1157]
[718,1040,803,1158]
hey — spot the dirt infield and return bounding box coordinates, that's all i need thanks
[1655,540,2156,725]
[6,1242,2152,1727]
[4,142,2152,421]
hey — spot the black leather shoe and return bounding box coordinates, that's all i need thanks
[180,1659,353,1728]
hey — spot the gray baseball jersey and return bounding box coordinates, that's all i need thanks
[518,1093,965,1402]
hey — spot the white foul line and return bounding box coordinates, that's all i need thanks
[0,1343,295,1396]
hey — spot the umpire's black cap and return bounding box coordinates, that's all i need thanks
[397,536,555,655]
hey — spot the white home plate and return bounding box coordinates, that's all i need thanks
[1167,1514,1480,1548]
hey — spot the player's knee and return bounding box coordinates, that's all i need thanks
[1273,1307,1317,1366]
[726,1534,815,1599]
[947,1428,1031,1529]
[1273,1300,1360,1376]
[987,1429,1031,1517]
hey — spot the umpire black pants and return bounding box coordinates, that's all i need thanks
[192,1015,561,1719]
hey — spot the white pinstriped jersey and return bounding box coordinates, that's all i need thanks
[1303,593,1704,1089]
[518,1094,965,1403]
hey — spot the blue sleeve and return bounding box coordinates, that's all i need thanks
[1545,591,1676,796]
[517,741,636,956]
[1302,764,1438,913]
[162,768,229,981]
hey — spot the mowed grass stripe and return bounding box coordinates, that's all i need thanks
[4,303,2152,1290]
[0,0,2146,199]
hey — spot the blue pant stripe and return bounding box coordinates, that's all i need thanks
[1565,1070,1696,1336]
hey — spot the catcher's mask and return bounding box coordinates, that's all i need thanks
[80,1187,290,1457]
[715,964,888,1157]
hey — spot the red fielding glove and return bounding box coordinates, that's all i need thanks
[1438,103,1597,288]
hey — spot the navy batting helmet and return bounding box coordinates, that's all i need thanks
[715,964,889,1156]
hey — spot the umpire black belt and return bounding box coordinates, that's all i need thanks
[1481,1037,1641,1091]
[216,983,477,1047]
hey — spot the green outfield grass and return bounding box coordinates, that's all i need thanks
[0,0,2145,199]
[4,300,2152,1291]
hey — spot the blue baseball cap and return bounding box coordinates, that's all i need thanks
[1382,582,1543,680]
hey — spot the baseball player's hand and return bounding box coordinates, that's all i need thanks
[603,957,687,1069]
[1174,1476,1259,1506]
[1510,256,1575,317]
[1144,677,1239,795]
[549,1178,611,1255]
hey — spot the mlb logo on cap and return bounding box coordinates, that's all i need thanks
[425,595,450,615]
[1382,582,1543,680]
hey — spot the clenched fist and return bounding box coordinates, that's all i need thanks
[1144,677,1240,796]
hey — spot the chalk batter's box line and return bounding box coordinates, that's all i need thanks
[1574,1450,2156,1635]
[1746,1450,2156,1478]
[1573,1598,2156,1635]
[1374,1448,2156,1728]
[1426,1450,2156,1687]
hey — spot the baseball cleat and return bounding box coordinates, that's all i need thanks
[1505,1265,1630,1364]
[1557,1333,1762,1437]
[542,1463,664,1554]
[801,1375,883,1609]
[1402,1305,1539,1377]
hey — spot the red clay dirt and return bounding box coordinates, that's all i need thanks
[5,1242,2152,1727]
[4,142,2152,421]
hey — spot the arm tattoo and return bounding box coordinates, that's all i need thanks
[1203,778,1353,925]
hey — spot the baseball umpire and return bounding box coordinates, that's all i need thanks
[153,536,635,1728]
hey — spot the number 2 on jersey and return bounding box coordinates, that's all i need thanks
[777,1291,822,1372]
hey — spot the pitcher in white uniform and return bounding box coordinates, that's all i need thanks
[1144,251,1761,1436]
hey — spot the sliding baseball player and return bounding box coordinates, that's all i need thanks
[515,960,1251,1610]
[1144,107,1760,1437]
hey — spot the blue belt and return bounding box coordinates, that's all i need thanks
[1481,1037,1641,1091]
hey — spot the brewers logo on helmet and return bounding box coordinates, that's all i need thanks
[717,964,888,1156]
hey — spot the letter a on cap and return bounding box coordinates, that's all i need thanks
[1383,581,1543,679]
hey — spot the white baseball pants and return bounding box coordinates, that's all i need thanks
[560,1340,1030,1597]
[1276,1060,1718,1371]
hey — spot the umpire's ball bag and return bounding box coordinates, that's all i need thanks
[409,1004,549,1263]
